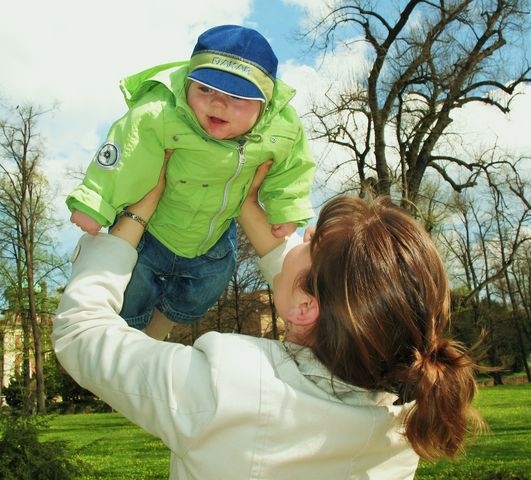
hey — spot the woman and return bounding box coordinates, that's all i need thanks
[53,164,483,479]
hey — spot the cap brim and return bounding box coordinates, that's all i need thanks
[188,68,265,102]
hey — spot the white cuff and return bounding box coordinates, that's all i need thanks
[258,233,303,287]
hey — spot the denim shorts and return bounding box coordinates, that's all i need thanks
[120,221,237,329]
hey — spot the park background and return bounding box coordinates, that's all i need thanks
[0,1,530,479]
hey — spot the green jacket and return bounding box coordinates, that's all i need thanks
[66,62,315,258]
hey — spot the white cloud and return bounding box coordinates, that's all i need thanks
[2,1,251,104]
[449,84,531,158]
[2,0,253,140]
[2,0,529,255]
[279,39,375,200]
[1,0,253,248]
[280,35,370,116]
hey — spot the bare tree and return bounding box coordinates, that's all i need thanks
[484,163,531,380]
[0,103,67,413]
[212,227,277,337]
[439,153,530,380]
[510,246,531,350]
[440,189,506,381]
[304,0,530,206]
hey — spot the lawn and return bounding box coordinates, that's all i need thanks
[42,383,530,479]
[415,383,530,480]
[41,413,169,479]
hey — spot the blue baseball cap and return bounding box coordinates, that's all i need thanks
[188,25,278,103]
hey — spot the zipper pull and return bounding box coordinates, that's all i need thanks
[237,141,246,165]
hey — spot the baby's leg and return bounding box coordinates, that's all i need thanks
[143,308,174,340]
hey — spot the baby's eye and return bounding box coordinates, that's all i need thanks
[199,85,214,94]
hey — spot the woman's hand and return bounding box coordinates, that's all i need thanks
[271,222,297,238]
[110,150,171,247]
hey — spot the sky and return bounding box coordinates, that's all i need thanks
[1,0,530,256]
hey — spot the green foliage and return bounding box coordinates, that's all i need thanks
[4,356,110,415]
[450,294,527,372]
[0,414,90,479]
[3,372,31,411]
[44,355,96,405]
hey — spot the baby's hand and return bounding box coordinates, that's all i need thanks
[70,210,102,235]
[271,222,297,238]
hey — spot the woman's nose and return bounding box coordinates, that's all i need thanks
[303,226,315,242]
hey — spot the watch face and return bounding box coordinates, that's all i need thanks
[94,143,120,169]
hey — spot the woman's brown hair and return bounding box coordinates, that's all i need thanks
[304,195,484,461]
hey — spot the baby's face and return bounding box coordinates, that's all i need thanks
[187,81,262,140]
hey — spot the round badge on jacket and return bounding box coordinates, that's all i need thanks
[94,143,120,169]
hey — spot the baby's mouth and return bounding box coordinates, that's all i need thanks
[209,116,227,125]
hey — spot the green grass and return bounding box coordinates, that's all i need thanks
[41,383,530,479]
[41,413,168,479]
[415,383,531,480]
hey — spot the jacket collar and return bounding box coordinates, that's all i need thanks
[282,341,400,408]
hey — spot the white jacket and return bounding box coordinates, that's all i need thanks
[53,233,419,480]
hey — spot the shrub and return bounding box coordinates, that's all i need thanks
[3,373,32,412]
[0,413,89,479]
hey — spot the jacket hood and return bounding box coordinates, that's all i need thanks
[119,61,296,131]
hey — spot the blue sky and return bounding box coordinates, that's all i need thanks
[1,0,529,255]
[247,1,313,63]
[0,0,324,252]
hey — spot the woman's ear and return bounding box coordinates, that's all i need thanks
[287,295,319,326]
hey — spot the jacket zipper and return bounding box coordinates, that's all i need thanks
[198,141,246,252]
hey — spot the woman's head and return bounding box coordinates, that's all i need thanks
[305,195,450,391]
[296,195,483,460]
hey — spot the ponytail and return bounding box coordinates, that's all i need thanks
[402,338,485,460]
[306,195,486,461]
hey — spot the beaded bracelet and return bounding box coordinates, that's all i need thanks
[118,210,148,229]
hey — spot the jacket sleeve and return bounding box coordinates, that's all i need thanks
[66,90,168,226]
[52,234,216,451]
[259,114,316,227]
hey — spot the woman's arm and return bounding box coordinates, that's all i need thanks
[110,150,171,247]
[238,161,286,257]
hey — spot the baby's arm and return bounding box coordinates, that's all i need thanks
[70,210,103,236]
